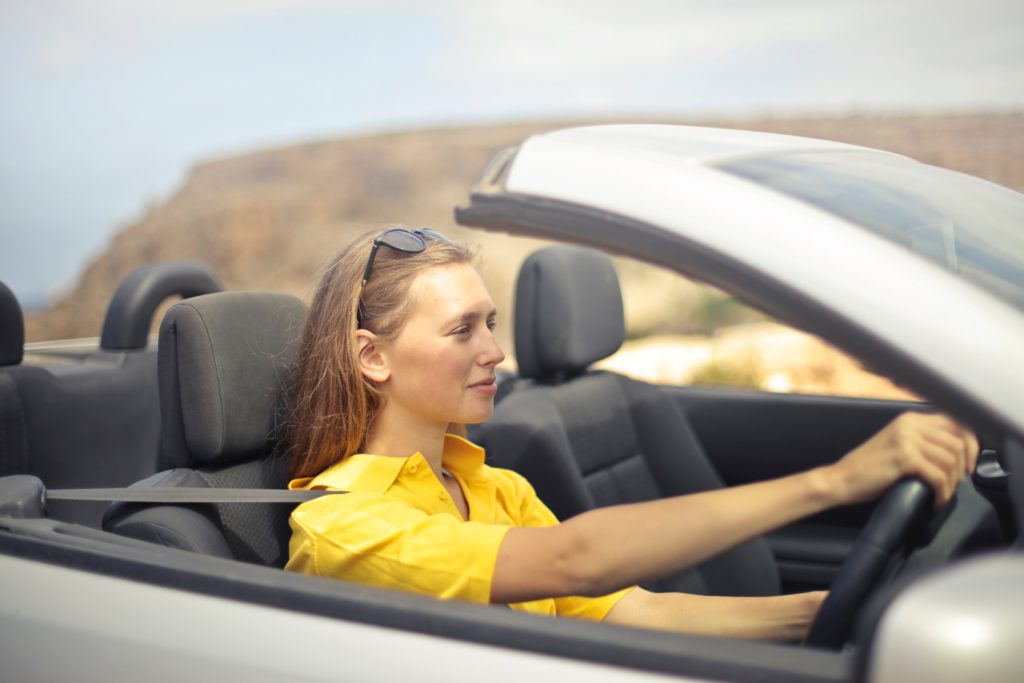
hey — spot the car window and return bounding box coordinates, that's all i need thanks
[473,231,918,401]
[605,257,919,400]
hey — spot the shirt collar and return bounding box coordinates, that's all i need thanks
[289,434,487,493]
[440,434,487,481]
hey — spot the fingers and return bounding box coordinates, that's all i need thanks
[915,457,956,507]
[961,429,980,474]
[831,411,979,507]
[920,413,980,475]
[918,423,965,482]
[900,412,980,506]
[915,439,959,505]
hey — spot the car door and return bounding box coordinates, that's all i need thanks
[665,386,922,592]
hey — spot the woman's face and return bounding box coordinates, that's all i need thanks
[376,263,505,427]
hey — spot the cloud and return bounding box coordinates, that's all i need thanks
[432,1,843,77]
[1,0,372,72]
[424,0,1024,112]
[6,0,1022,112]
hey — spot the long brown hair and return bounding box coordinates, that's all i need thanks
[286,228,473,478]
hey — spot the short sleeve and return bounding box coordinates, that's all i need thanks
[497,467,560,527]
[287,491,512,604]
[552,587,634,621]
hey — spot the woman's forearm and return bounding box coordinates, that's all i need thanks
[493,466,837,603]
[604,587,827,641]
[492,413,975,605]
[559,467,837,597]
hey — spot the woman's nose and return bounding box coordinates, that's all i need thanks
[481,333,505,366]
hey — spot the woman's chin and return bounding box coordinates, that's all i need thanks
[459,404,495,426]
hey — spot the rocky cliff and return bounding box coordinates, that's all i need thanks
[26,113,1024,353]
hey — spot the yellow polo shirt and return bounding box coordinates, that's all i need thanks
[286,434,631,620]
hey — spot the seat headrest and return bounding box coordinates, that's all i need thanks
[158,292,307,468]
[0,281,24,366]
[514,246,624,380]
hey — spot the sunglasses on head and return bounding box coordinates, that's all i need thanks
[361,228,450,286]
[357,228,451,329]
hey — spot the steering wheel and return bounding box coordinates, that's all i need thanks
[804,479,936,649]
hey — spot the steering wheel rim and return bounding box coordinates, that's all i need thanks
[804,479,935,649]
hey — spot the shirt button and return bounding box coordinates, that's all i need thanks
[438,491,447,500]
[408,464,418,474]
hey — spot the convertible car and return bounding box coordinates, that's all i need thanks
[1,125,1021,682]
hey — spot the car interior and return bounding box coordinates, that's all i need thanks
[0,262,222,527]
[476,245,781,598]
[104,289,308,566]
[0,239,1015,678]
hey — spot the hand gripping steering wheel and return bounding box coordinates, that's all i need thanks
[804,479,936,649]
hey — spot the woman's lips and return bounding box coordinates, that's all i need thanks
[469,376,497,396]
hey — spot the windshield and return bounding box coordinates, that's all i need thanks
[718,151,1024,312]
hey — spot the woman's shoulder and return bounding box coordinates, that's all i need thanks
[290,487,424,535]
[291,487,395,514]
[480,462,540,499]
[291,452,408,494]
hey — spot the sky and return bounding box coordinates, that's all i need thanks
[2,0,1022,309]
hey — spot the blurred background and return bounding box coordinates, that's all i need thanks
[2,0,1022,395]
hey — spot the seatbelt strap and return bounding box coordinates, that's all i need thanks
[45,487,343,504]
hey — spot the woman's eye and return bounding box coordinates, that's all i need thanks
[452,325,471,336]
[487,319,497,331]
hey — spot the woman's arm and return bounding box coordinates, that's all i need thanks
[490,412,977,606]
[603,587,827,641]
[491,462,836,602]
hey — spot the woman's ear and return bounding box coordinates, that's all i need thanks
[356,330,390,383]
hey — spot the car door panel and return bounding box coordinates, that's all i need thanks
[662,386,924,591]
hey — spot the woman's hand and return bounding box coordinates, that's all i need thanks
[824,412,979,508]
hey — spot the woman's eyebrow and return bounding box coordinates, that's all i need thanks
[442,307,497,328]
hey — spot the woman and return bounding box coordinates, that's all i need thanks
[285,228,978,640]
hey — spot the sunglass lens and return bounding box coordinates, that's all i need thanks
[416,228,450,242]
[378,229,426,253]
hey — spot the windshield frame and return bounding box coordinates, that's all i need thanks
[717,150,1024,313]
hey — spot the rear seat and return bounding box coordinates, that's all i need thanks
[0,262,222,527]
[0,281,28,477]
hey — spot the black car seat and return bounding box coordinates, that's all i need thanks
[104,291,307,566]
[0,280,29,476]
[478,246,780,596]
[0,264,222,526]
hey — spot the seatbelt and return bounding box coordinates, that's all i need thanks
[45,487,342,504]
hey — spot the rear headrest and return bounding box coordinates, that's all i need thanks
[0,281,24,366]
[514,246,624,380]
[101,261,223,351]
[158,292,307,468]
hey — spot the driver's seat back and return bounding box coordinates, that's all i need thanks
[104,292,307,566]
[481,246,780,596]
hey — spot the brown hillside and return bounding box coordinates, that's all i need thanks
[25,113,1024,349]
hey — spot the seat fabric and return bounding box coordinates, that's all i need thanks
[1,266,224,526]
[480,246,780,597]
[0,281,27,479]
[0,278,164,525]
[104,291,307,567]
[0,280,24,367]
